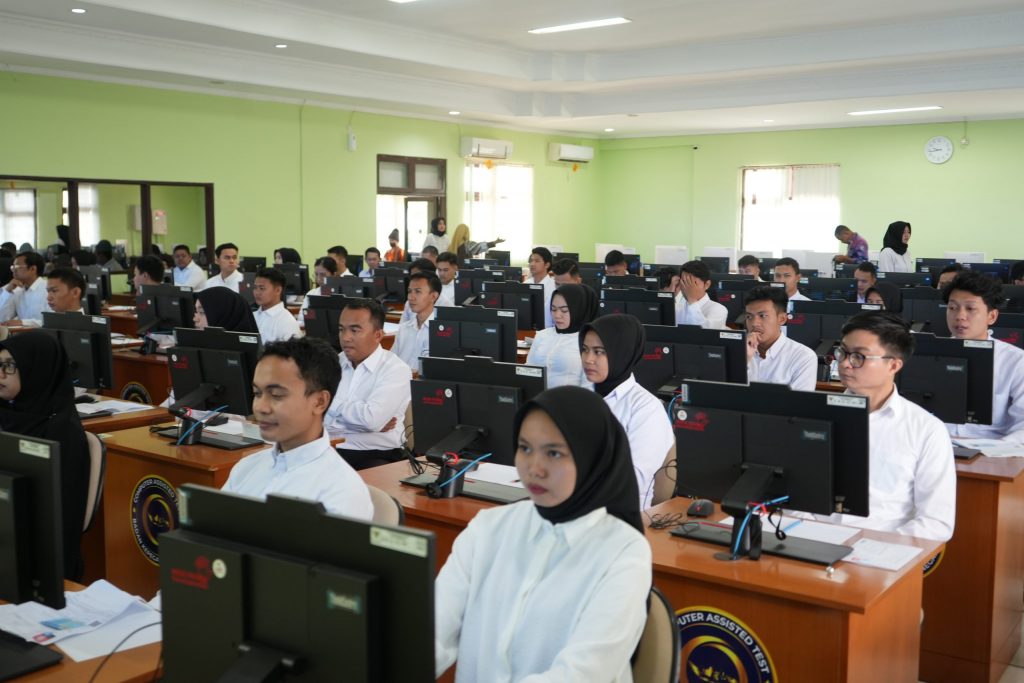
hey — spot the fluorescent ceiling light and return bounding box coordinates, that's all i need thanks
[847,106,942,116]
[763,119,774,123]
[274,44,288,49]
[448,111,461,116]
[604,128,615,132]
[528,17,630,34]
[71,8,86,13]
[389,0,419,3]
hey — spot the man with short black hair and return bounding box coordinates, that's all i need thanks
[528,247,556,327]
[551,258,582,287]
[172,244,207,289]
[436,251,458,307]
[222,336,373,519]
[603,249,628,277]
[654,267,679,293]
[95,240,125,273]
[399,258,438,323]
[773,257,808,306]
[421,245,439,264]
[0,251,48,326]
[393,272,441,372]
[854,262,877,303]
[743,285,817,391]
[674,260,728,329]
[833,225,869,264]
[327,246,355,277]
[46,267,86,315]
[359,247,381,277]
[253,268,301,343]
[937,263,965,291]
[202,242,242,291]
[736,255,763,280]
[133,255,165,290]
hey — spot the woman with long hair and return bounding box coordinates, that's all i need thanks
[450,223,505,267]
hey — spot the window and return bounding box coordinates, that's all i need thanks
[740,165,840,256]
[463,162,533,261]
[377,155,446,195]
[0,189,36,246]
[62,184,100,246]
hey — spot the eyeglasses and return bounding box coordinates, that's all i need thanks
[0,360,18,375]
[9,264,25,271]
[834,347,894,369]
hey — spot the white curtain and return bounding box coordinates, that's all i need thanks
[463,163,533,261]
[741,165,840,255]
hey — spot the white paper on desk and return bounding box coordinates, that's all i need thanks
[383,321,400,335]
[844,538,923,571]
[106,305,135,312]
[111,337,141,347]
[94,399,155,414]
[56,603,161,662]
[952,438,1024,458]
[714,515,859,545]
[466,463,524,488]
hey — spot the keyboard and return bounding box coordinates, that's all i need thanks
[0,627,62,681]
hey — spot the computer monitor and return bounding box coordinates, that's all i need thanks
[330,276,382,301]
[598,289,676,326]
[1002,285,1024,313]
[369,267,409,304]
[160,484,435,682]
[82,282,103,315]
[346,255,364,275]
[239,256,266,273]
[237,272,257,307]
[671,380,869,564]
[713,279,765,325]
[274,263,310,296]
[709,273,756,286]
[877,271,934,288]
[962,262,1010,284]
[479,281,546,330]
[634,324,747,397]
[463,258,498,268]
[0,432,65,609]
[41,312,114,390]
[787,300,883,356]
[485,250,511,266]
[303,294,369,352]
[0,257,12,286]
[798,268,819,278]
[428,306,518,363]
[833,263,860,278]
[484,265,524,282]
[899,288,948,336]
[453,268,504,305]
[78,264,111,302]
[602,275,659,290]
[642,263,683,276]
[577,264,604,292]
[136,284,196,335]
[992,258,1023,266]
[801,277,857,302]
[915,257,956,281]
[623,253,643,275]
[552,251,579,263]
[758,257,779,281]
[992,312,1024,349]
[411,355,545,466]
[698,256,729,274]
[898,332,994,424]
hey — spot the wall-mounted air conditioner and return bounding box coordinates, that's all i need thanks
[460,137,513,160]
[548,143,594,163]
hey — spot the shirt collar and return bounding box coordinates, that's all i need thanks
[606,373,637,399]
[846,384,901,416]
[527,505,608,546]
[340,343,386,372]
[259,301,286,317]
[269,430,331,471]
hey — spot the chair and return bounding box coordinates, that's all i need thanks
[83,431,107,532]
[631,586,680,683]
[651,444,676,507]
[367,485,405,525]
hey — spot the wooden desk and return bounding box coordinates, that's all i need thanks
[109,293,135,306]
[101,307,138,337]
[80,406,171,434]
[103,349,172,404]
[919,456,1024,683]
[815,380,845,393]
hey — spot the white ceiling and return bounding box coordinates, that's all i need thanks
[2,0,1024,137]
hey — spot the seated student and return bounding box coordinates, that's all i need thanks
[943,271,1024,445]
[94,239,124,273]
[674,260,728,329]
[45,267,86,315]
[936,263,964,291]
[773,256,809,306]
[864,287,886,308]
[527,247,556,328]
[527,284,598,389]
[1012,260,1024,286]
[833,224,870,264]
[434,386,651,682]
[324,299,411,470]
[172,244,208,289]
[399,258,438,324]
[273,247,301,265]
[222,337,373,520]
[393,271,441,372]
[551,258,583,286]
[202,242,243,292]
[737,254,764,280]
[654,266,679,293]
[193,287,259,333]
[743,285,818,391]
[603,249,628,277]
[853,261,877,303]
[580,315,674,510]
[878,220,913,273]
[133,254,165,291]
[252,267,301,343]
[71,249,97,268]
[384,229,406,263]
[421,245,439,264]
[435,251,458,307]
[0,251,48,326]
[358,247,381,277]
[828,311,955,541]
[296,256,337,325]
[327,245,356,277]
[0,331,90,579]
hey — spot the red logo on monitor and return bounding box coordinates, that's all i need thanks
[674,410,710,432]
[789,313,806,325]
[170,555,214,590]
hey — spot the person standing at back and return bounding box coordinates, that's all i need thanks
[878,221,913,273]
[833,225,869,265]
[422,217,450,254]
[527,247,556,328]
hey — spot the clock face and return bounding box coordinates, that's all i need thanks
[925,136,953,164]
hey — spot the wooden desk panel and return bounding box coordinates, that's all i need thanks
[101,308,138,337]
[103,349,172,404]
[81,406,171,434]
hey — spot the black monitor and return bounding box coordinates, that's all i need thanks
[463,258,498,268]
[899,288,948,336]
[877,271,933,288]
[992,312,1024,349]
[485,249,511,266]
[41,312,114,391]
[623,253,642,275]
[713,279,765,325]
[411,355,545,466]
[634,324,748,397]
[479,281,545,330]
[428,305,518,363]
[577,264,604,292]
[371,267,409,303]
[602,275,659,290]
[78,264,111,303]
[915,257,956,281]
[898,332,994,424]
[274,263,310,296]
[331,276,382,301]
[453,268,504,305]
[239,256,266,273]
[797,268,819,278]
[0,432,65,609]
[963,262,1010,284]
[237,272,257,307]
[598,289,676,326]
[551,251,579,263]
[992,258,1023,266]
[671,380,869,564]
[1002,285,1024,314]
[834,263,860,278]
[303,294,368,352]
[643,263,683,276]
[160,484,435,682]
[758,257,779,281]
[709,273,756,285]
[0,257,12,286]
[787,300,883,356]
[136,284,196,335]
[82,282,103,315]
[801,277,857,302]
[484,265,524,282]
[698,256,729,274]
[345,254,364,276]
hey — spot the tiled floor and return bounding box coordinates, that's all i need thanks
[920,616,1024,683]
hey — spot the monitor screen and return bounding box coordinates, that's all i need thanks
[41,312,114,390]
[963,262,1010,284]
[991,312,1024,349]
[623,253,643,275]
[1002,285,1024,314]
[453,269,504,305]
[484,250,511,266]
[167,327,263,417]
[239,256,266,273]
[303,294,369,352]
[598,289,676,326]
[478,281,545,330]
[758,257,780,281]
[698,256,729,274]
[899,332,994,424]
[484,265,524,282]
[551,251,579,263]
[370,267,409,303]
[787,301,883,355]
[801,277,857,302]
[78,265,112,303]
[463,258,498,268]
[899,288,948,336]
[602,275,659,291]
[634,324,747,397]
[136,284,196,335]
[428,306,518,363]
[160,484,435,682]
[877,271,933,288]
[274,263,310,296]
[712,279,765,325]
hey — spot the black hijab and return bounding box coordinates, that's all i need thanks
[578,314,645,397]
[513,386,643,535]
[553,284,599,335]
[882,221,911,256]
[276,247,302,265]
[195,287,259,333]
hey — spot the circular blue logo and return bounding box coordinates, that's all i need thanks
[130,475,179,565]
[677,606,776,683]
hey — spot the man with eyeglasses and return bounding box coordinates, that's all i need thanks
[0,251,48,326]
[828,311,955,541]
[743,285,817,391]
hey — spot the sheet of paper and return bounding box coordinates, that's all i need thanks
[466,463,524,488]
[383,321,400,335]
[205,420,245,436]
[952,438,1024,458]
[76,403,113,415]
[844,538,923,571]
[105,305,135,312]
[94,399,156,414]
[56,603,161,662]
[781,519,860,545]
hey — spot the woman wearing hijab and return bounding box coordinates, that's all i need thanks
[434,386,651,682]
[580,314,675,510]
[0,331,90,580]
[422,217,450,253]
[449,223,505,267]
[273,247,302,265]
[193,287,259,333]
[878,220,913,272]
[526,284,598,388]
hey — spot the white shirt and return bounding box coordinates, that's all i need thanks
[358,268,375,277]
[399,300,414,324]
[173,261,208,290]
[435,503,651,683]
[202,270,243,292]
[0,277,48,324]
[603,374,675,510]
[393,308,435,372]
[525,328,590,389]
[824,387,956,541]
[221,431,373,519]
[878,248,914,273]
[438,280,456,307]
[947,336,1024,445]
[254,301,302,343]
[747,333,818,391]
[324,345,411,450]
[674,293,729,329]
[532,274,555,328]
[785,290,810,314]
[422,233,451,253]
[296,285,322,325]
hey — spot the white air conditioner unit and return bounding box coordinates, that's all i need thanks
[548,143,594,163]
[460,137,513,160]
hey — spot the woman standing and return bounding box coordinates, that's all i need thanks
[878,221,913,272]
[526,284,598,388]
[422,217,450,253]
[450,223,505,267]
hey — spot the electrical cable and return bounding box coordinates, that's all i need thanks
[87,621,162,683]
[435,452,493,488]
[730,495,789,557]
[175,404,228,445]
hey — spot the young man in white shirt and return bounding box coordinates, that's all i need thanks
[743,285,818,391]
[358,247,381,277]
[0,251,48,326]
[393,271,440,372]
[603,250,628,277]
[171,244,208,290]
[552,258,583,287]
[399,258,438,324]
[737,254,764,280]
[773,257,809,305]
[327,245,356,278]
[202,242,243,292]
[674,260,729,329]
[853,261,877,304]
[435,251,458,307]
[222,336,373,519]
[528,247,555,328]
[943,271,1024,445]
[325,299,412,470]
[936,263,964,291]
[133,255,165,291]
[45,267,86,316]
[252,267,301,343]
[830,311,955,541]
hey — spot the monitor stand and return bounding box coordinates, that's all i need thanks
[153,427,264,451]
[400,473,529,505]
[671,523,851,566]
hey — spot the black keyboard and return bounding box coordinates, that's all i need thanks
[0,627,62,681]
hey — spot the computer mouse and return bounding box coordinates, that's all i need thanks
[687,498,714,518]
[74,395,97,404]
